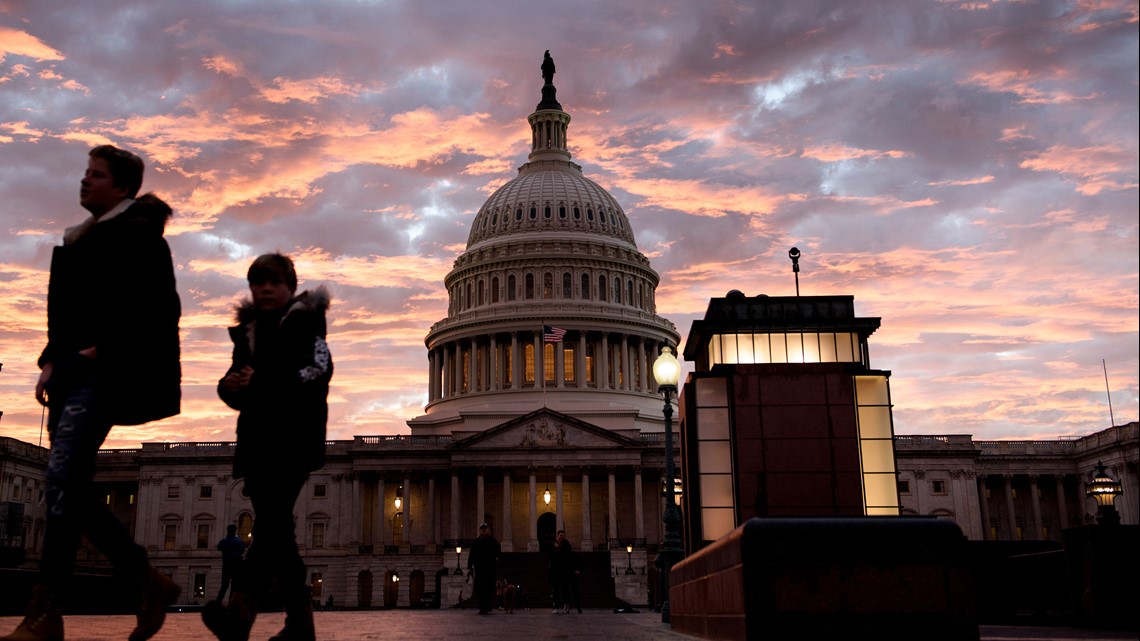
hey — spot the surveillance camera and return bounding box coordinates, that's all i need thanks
[788,247,800,260]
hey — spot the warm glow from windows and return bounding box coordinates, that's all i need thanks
[708,332,861,365]
[855,375,899,515]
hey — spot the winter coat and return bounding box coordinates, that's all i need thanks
[218,287,332,480]
[39,193,181,426]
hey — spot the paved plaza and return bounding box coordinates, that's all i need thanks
[1,610,1135,641]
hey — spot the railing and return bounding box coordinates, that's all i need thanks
[638,432,678,444]
[976,440,1077,456]
[354,435,453,447]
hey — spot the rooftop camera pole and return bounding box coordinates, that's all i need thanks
[788,247,801,296]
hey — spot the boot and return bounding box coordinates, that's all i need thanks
[129,566,181,641]
[268,587,315,641]
[202,591,256,641]
[0,585,64,641]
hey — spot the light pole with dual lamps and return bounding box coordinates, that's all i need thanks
[652,345,683,624]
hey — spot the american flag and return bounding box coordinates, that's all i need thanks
[543,325,567,343]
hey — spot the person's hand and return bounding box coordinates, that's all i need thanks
[222,366,254,392]
[35,363,53,406]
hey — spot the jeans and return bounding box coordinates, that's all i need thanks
[40,367,148,588]
[237,472,309,604]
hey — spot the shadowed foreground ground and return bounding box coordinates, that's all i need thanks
[0,610,1135,640]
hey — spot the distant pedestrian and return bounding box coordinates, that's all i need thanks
[215,524,245,603]
[201,253,332,641]
[467,523,502,615]
[549,530,581,613]
[3,145,182,641]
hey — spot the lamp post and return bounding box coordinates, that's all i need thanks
[625,544,635,575]
[1085,461,1123,526]
[788,247,801,296]
[455,545,464,575]
[652,345,683,624]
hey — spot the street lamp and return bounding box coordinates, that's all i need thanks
[625,544,635,575]
[1085,461,1123,526]
[652,345,682,624]
[455,546,464,575]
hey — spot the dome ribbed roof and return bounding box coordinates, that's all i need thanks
[466,163,636,247]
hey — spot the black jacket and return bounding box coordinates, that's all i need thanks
[219,287,332,480]
[40,194,181,426]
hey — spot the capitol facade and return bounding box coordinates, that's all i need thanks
[1,56,1137,611]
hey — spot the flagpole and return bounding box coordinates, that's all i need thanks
[542,320,547,409]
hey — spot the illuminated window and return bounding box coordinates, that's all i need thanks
[564,345,575,382]
[524,344,535,383]
[544,344,555,382]
[163,524,177,550]
[707,332,862,365]
[585,344,595,384]
[504,345,513,386]
[237,513,253,544]
[197,524,210,549]
[855,375,899,515]
[462,350,470,392]
[694,377,735,542]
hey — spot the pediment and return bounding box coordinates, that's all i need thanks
[449,408,642,450]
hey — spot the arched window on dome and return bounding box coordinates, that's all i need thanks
[543,273,553,299]
[544,343,555,383]
[598,275,607,302]
[626,279,633,307]
[524,344,535,384]
[614,277,622,304]
[587,207,594,221]
[581,273,590,300]
[529,206,537,220]
[544,205,551,219]
[477,280,485,306]
[559,205,566,219]
[492,276,500,304]
[617,216,623,230]
[515,207,523,221]
[573,206,581,220]
[610,212,617,226]
[562,272,572,298]
[525,273,535,299]
[599,211,607,226]
[492,212,498,226]
[507,275,516,301]
[466,283,472,310]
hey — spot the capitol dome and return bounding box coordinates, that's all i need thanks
[409,53,680,435]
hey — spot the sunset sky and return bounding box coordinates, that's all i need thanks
[1,0,1136,449]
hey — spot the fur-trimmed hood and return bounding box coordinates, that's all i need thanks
[64,192,173,244]
[234,285,331,326]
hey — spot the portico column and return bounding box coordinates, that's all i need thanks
[451,471,460,543]
[1055,475,1069,530]
[376,477,386,548]
[351,473,362,547]
[510,332,520,390]
[607,467,617,543]
[577,332,587,387]
[581,467,593,550]
[427,476,436,546]
[476,469,485,531]
[1029,475,1043,540]
[490,334,500,391]
[401,472,412,550]
[913,471,926,515]
[638,338,647,392]
[428,350,436,402]
[533,331,544,387]
[555,338,565,388]
[599,333,610,390]
[528,467,538,552]
[468,339,477,393]
[634,466,644,541]
[978,475,991,540]
[1002,474,1017,540]
[555,466,565,531]
[453,343,462,395]
[441,347,450,397]
[620,334,630,390]
[502,469,513,552]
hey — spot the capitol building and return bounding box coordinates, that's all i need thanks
[1,56,1137,611]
